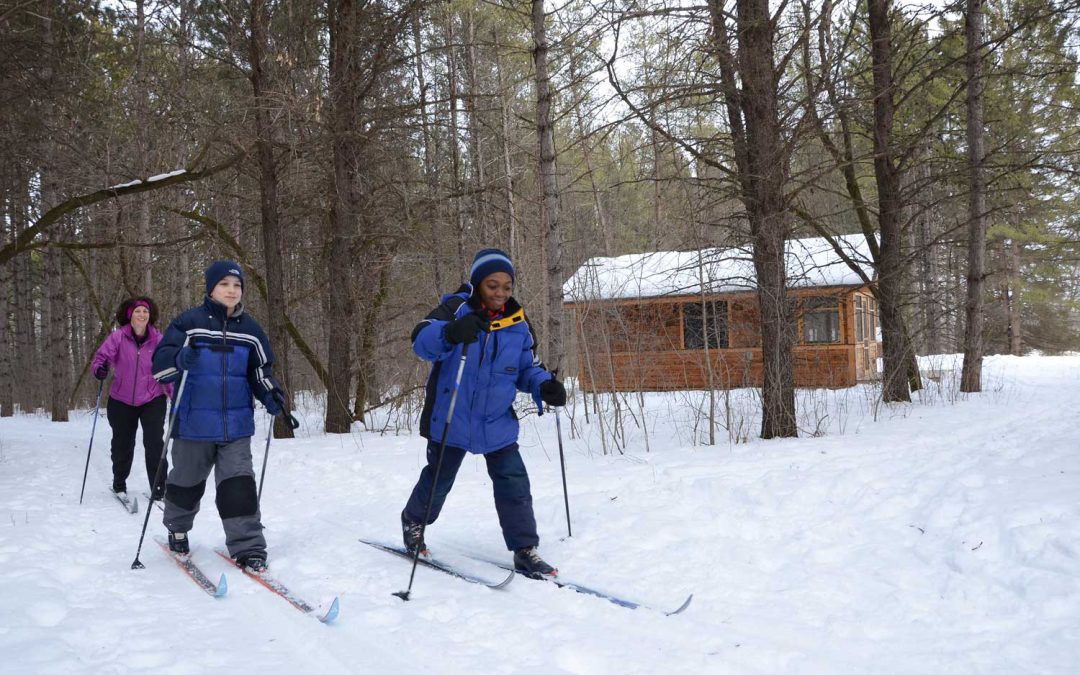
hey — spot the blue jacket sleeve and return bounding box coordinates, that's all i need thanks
[411,295,466,362]
[152,316,188,384]
[516,318,552,413]
[243,317,278,405]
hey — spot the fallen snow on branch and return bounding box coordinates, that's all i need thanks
[108,169,187,190]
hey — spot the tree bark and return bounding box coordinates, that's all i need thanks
[325,0,362,433]
[135,0,153,294]
[249,0,294,437]
[960,0,987,393]
[867,0,913,402]
[413,9,443,293]
[0,180,13,416]
[446,11,467,272]
[11,174,38,412]
[709,0,797,438]
[494,29,519,260]
[1004,237,1022,354]
[532,0,564,370]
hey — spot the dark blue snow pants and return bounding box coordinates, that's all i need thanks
[403,441,539,551]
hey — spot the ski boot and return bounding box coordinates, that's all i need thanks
[401,511,430,557]
[514,547,558,579]
[167,531,190,555]
[236,553,268,573]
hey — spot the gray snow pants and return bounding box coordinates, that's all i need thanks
[162,436,266,560]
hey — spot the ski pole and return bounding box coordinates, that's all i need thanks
[132,347,191,570]
[78,379,106,505]
[257,418,273,506]
[394,344,469,602]
[258,393,299,506]
[555,406,572,538]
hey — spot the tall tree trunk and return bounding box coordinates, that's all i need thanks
[709,0,797,438]
[41,8,68,421]
[446,12,466,272]
[960,0,987,393]
[867,0,913,403]
[463,6,490,242]
[413,10,442,293]
[325,0,361,433]
[494,29,518,260]
[135,0,153,294]
[737,0,796,438]
[1004,237,1022,354]
[12,174,38,413]
[249,0,294,438]
[0,180,13,417]
[532,0,564,369]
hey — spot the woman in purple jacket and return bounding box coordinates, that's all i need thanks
[90,297,172,500]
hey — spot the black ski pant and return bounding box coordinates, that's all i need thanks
[404,441,539,551]
[106,395,167,494]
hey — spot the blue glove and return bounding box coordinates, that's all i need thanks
[263,388,285,416]
[176,346,199,370]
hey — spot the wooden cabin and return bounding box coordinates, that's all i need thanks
[562,235,883,392]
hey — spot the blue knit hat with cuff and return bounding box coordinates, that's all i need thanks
[469,248,515,287]
[205,260,245,296]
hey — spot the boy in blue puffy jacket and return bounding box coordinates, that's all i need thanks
[401,248,567,578]
[152,260,287,572]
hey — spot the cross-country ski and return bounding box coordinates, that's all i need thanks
[215,549,340,623]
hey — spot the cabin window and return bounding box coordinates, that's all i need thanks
[801,296,840,344]
[855,294,878,342]
[868,296,878,340]
[855,295,864,342]
[683,301,728,349]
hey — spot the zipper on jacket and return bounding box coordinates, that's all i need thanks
[473,330,493,449]
[131,346,140,404]
[221,318,230,441]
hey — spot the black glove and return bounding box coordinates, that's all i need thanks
[539,378,567,407]
[444,313,490,345]
[93,364,109,381]
[264,388,285,416]
[176,346,199,370]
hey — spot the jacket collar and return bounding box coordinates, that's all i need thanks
[120,324,159,341]
[467,294,521,316]
[203,295,245,321]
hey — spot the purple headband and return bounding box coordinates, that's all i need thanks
[127,300,151,321]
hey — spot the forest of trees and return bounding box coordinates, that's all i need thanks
[1,0,1077,438]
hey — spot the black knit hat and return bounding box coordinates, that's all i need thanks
[205,260,245,296]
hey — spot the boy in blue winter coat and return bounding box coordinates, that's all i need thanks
[152,260,288,572]
[402,248,567,578]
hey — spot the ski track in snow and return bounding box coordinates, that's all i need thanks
[1,354,1079,674]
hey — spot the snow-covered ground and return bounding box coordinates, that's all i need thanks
[1,354,1078,674]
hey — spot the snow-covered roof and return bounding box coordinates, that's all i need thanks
[563,234,876,302]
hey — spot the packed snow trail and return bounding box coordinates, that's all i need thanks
[2,355,1079,673]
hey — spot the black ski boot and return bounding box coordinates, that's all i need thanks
[514,547,558,579]
[167,531,189,555]
[112,481,127,497]
[236,553,268,573]
[401,511,429,557]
